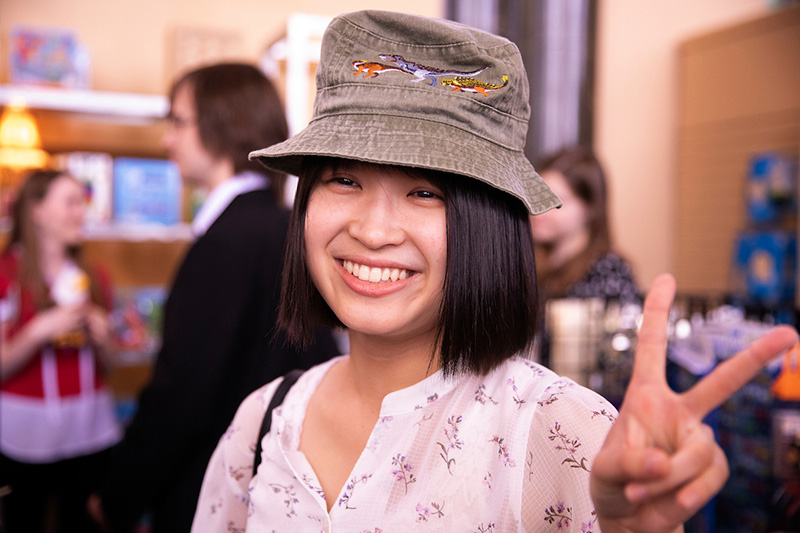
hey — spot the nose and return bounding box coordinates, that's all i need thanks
[348,191,406,249]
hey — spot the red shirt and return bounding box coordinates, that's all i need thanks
[0,250,112,398]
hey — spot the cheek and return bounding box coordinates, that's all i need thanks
[419,215,448,275]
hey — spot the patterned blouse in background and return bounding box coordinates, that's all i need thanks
[564,252,641,304]
[191,355,617,532]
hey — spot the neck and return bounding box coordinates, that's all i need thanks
[545,227,591,272]
[202,158,236,192]
[37,237,69,282]
[344,330,440,402]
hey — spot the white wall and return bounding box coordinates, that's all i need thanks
[595,0,771,290]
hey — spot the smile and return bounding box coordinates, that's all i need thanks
[343,260,411,283]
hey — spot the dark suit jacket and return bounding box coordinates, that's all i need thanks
[101,188,339,532]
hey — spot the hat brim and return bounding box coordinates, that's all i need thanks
[250,113,561,215]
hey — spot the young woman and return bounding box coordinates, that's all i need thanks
[531,146,639,304]
[0,169,118,532]
[190,11,797,532]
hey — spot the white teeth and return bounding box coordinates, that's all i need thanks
[343,260,410,284]
[368,267,382,282]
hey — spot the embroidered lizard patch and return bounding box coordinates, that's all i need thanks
[378,54,488,86]
[352,60,404,78]
[440,75,509,96]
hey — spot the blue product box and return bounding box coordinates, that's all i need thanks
[113,157,182,225]
[746,152,798,225]
[733,230,797,306]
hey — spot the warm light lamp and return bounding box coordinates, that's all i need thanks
[0,104,49,169]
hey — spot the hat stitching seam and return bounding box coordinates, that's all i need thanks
[303,112,526,152]
[338,17,520,55]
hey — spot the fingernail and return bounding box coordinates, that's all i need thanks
[625,484,647,503]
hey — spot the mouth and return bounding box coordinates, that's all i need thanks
[342,259,413,284]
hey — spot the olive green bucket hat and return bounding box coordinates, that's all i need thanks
[250,10,561,215]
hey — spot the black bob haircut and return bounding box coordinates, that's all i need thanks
[278,157,539,377]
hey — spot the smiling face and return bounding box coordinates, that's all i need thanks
[32,174,86,248]
[304,163,447,346]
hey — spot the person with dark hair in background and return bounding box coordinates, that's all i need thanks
[0,169,118,532]
[530,146,640,304]
[95,63,340,532]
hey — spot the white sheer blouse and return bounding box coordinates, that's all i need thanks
[191,355,617,532]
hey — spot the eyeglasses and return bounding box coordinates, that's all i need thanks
[165,114,197,129]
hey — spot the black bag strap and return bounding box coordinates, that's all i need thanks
[253,369,305,477]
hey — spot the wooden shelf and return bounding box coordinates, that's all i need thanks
[0,84,168,120]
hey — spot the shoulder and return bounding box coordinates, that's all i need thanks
[568,252,641,302]
[217,190,288,226]
[204,190,289,246]
[477,356,613,409]
[592,252,635,273]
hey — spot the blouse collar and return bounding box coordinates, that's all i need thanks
[379,366,459,416]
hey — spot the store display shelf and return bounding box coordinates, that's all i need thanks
[0,84,168,120]
[83,222,193,241]
[0,217,192,242]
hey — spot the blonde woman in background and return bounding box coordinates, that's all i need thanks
[0,169,118,533]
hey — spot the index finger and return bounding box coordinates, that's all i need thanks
[629,273,676,386]
[684,326,798,418]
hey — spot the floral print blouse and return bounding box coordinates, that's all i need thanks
[191,355,617,532]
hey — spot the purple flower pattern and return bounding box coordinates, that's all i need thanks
[338,474,372,509]
[267,483,299,518]
[415,501,445,522]
[507,377,526,409]
[391,453,417,494]
[489,435,516,467]
[544,501,572,528]
[475,384,499,405]
[436,414,463,474]
[548,422,590,471]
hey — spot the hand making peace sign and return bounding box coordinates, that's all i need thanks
[590,273,799,533]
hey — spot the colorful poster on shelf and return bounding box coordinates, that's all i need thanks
[113,157,182,225]
[52,152,113,224]
[110,285,167,364]
[9,25,90,88]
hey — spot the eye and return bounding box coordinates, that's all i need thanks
[409,189,443,201]
[325,174,360,188]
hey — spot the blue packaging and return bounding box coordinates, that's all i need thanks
[733,230,797,306]
[746,152,798,225]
